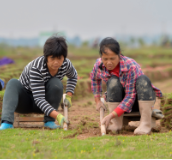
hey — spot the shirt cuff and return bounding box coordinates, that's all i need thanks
[114,107,124,117]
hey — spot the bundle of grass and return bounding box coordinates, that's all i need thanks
[144,66,172,82]
[160,93,172,129]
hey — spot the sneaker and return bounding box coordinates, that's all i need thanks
[0,123,14,130]
[44,121,60,129]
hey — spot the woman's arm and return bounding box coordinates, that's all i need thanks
[90,59,108,111]
[65,59,78,95]
[90,59,103,99]
[30,66,56,116]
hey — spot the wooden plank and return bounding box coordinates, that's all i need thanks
[15,117,44,122]
[14,113,19,127]
[18,123,44,128]
[124,112,140,117]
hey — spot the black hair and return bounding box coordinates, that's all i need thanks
[99,37,121,56]
[43,36,67,62]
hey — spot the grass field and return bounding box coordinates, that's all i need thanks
[0,45,172,158]
[0,129,172,159]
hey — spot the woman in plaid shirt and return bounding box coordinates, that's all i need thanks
[90,37,163,135]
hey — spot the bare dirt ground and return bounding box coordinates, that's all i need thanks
[58,97,104,139]
[55,96,168,140]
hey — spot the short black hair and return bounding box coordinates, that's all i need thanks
[43,36,67,62]
[99,37,121,56]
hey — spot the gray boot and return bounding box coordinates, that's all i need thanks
[107,102,123,132]
[134,100,154,135]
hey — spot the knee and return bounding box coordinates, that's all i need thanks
[46,77,63,92]
[136,75,151,91]
[136,75,155,100]
[107,76,122,92]
[107,76,124,102]
[6,79,20,88]
[3,79,22,99]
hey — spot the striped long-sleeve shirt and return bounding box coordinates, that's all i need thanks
[90,55,163,113]
[19,56,77,116]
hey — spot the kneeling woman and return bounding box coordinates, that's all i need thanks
[0,36,77,130]
[90,37,163,135]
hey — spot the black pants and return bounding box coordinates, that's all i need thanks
[1,77,63,124]
[106,75,156,112]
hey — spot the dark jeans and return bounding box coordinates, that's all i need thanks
[1,77,63,124]
[106,75,156,112]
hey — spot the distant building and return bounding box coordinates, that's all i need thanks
[38,31,66,47]
[0,37,38,47]
[67,36,82,47]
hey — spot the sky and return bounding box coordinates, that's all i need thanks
[0,0,172,40]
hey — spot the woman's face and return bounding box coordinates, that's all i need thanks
[47,55,64,71]
[101,48,120,70]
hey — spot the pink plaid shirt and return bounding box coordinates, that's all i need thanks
[90,55,163,113]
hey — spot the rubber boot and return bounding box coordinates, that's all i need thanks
[129,117,156,129]
[107,102,123,132]
[134,100,154,135]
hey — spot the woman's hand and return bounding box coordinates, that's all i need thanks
[56,113,67,128]
[101,113,115,129]
[95,97,107,111]
[96,101,107,111]
[64,94,72,108]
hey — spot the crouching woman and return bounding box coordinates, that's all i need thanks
[90,37,163,135]
[0,36,77,130]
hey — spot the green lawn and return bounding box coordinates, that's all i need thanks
[0,129,172,159]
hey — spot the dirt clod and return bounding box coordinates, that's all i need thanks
[32,140,40,145]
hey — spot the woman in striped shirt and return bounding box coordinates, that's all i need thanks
[0,36,77,130]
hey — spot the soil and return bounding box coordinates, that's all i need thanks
[60,97,169,139]
[18,96,169,140]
